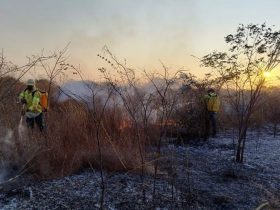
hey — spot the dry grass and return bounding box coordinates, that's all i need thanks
[0,78,155,179]
[1,77,278,180]
[0,77,213,179]
[27,99,150,178]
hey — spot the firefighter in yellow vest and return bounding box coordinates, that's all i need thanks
[19,79,44,131]
[204,88,220,138]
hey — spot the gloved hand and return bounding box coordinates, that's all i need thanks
[21,109,26,116]
[20,98,27,104]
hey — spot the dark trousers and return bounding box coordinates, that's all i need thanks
[26,113,44,132]
[205,111,217,139]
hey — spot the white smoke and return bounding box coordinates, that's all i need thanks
[0,170,6,184]
[58,80,168,124]
[0,117,29,184]
[58,80,123,108]
[0,128,15,183]
[18,117,27,140]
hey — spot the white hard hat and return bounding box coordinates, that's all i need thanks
[26,79,35,86]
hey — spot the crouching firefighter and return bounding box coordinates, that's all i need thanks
[19,79,48,132]
[204,88,220,139]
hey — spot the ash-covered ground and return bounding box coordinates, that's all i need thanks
[1,131,280,210]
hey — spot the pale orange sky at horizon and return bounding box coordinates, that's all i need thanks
[1,0,280,82]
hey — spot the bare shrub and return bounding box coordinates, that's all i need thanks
[175,72,224,140]
[201,23,280,163]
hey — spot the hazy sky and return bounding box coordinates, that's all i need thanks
[1,0,280,79]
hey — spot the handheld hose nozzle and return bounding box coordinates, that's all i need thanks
[21,104,26,116]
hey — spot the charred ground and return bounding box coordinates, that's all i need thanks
[1,131,279,210]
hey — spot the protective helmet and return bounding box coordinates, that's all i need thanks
[26,79,35,86]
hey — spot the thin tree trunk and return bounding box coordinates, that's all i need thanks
[236,124,248,163]
[235,138,243,163]
[96,125,105,210]
[273,123,277,138]
[153,130,163,196]
[240,126,248,162]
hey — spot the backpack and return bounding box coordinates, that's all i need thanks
[32,90,48,111]
[206,95,220,112]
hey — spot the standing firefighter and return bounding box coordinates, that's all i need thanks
[204,88,220,139]
[19,79,47,132]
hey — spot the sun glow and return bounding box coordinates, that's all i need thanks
[261,69,280,87]
[263,71,271,78]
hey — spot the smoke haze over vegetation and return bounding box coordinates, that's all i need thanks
[1,1,280,209]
